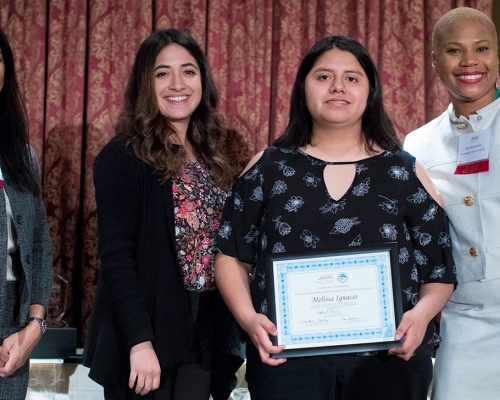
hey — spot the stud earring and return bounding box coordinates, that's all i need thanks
[496,76,500,90]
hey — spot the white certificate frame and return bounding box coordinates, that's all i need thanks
[264,243,403,358]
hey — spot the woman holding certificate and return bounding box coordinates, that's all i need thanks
[215,36,456,400]
[404,8,500,399]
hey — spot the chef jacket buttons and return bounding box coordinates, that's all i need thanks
[464,196,474,206]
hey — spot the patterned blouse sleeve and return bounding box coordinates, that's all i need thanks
[216,156,267,265]
[405,158,457,286]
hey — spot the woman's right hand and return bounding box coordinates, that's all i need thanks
[215,254,286,366]
[242,312,287,366]
[129,341,161,395]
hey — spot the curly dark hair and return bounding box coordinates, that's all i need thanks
[274,35,401,153]
[0,26,40,195]
[117,29,234,190]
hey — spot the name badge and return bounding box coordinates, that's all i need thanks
[455,128,490,174]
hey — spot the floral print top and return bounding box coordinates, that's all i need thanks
[216,147,457,354]
[172,160,227,292]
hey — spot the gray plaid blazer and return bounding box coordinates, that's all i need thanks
[0,148,52,398]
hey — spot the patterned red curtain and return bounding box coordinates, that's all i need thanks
[0,0,492,343]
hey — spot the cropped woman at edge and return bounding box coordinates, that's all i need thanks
[83,29,241,400]
[0,26,53,399]
[404,7,500,400]
[216,36,456,400]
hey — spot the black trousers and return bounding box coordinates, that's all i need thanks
[105,290,216,400]
[245,342,432,400]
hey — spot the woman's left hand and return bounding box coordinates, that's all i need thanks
[388,282,454,361]
[0,324,42,377]
[387,308,427,361]
[0,346,9,368]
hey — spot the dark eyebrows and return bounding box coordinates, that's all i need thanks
[154,62,198,72]
[312,67,364,76]
[344,69,364,76]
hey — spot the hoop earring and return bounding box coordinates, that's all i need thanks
[496,76,500,90]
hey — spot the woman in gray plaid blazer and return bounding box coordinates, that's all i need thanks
[0,26,53,399]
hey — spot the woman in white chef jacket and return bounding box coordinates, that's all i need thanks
[404,7,500,400]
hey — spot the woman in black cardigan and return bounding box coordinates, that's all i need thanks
[83,29,241,400]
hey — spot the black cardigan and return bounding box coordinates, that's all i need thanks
[83,136,242,398]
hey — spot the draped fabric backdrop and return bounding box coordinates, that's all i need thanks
[0,0,492,343]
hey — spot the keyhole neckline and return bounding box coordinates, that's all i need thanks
[296,148,388,165]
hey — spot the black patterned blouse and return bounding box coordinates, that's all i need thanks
[216,147,456,354]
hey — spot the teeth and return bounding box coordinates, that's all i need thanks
[459,74,482,80]
[167,96,188,101]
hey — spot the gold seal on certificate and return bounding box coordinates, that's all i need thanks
[264,243,403,358]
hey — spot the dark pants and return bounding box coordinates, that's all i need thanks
[245,342,432,400]
[105,290,215,400]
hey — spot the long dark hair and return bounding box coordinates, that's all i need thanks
[274,36,401,153]
[0,27,40,195]
[117,28,234,190]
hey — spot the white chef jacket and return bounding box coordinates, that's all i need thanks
[405,98,500,400]
[405,98,500,284]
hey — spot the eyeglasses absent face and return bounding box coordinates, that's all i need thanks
[304,48,369,133]
[433,19,499,114]
[154,43,202,131]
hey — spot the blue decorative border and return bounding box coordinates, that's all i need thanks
[274,252,395,346]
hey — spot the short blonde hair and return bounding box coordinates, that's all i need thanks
[432,7,497,51]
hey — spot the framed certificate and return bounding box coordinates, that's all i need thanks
[264,243,403,358]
